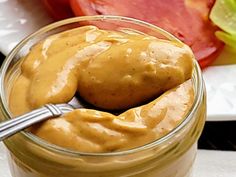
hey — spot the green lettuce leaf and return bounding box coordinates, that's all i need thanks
[210,0,236,35]
[210,0,236,49]
[215,31,236,49]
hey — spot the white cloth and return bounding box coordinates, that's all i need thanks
[193,150,236,177]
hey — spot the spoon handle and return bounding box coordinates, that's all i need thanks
[0,104,65,141]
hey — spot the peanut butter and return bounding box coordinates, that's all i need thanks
[9,26,194,153]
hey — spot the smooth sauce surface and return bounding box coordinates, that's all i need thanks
[9,26,194,152]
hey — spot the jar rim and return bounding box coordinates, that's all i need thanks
[0,15,204,157]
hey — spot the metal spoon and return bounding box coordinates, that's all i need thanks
[0,97,84,141]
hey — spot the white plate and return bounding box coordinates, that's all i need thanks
[0,0,53,54]
[0,0,236,121]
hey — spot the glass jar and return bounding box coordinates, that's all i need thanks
[0,16,206,177]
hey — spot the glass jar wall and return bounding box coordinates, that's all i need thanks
[0,16,206,177]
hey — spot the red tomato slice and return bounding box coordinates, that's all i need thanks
[70,0,224,68]
[42,0,74,20]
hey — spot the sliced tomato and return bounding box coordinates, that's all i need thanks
[70,0,224,68]
[42,0,74,20]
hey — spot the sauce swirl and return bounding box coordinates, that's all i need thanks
[9,26,194,152]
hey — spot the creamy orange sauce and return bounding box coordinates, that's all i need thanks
[9,26,194,152]
[31,80,194,152]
